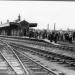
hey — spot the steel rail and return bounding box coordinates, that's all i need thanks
[0,37,74,52]
[10,43,75,68]
[0,51,17,75]
[1,39,61,75]
[13,46,64,75]
[10,43,75,60]
[2,40,30,75]
[1,38,65,75]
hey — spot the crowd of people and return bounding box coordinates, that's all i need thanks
[48,31,73,43]
[28,29,75,43]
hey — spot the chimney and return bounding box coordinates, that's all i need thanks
[1,21,2,24]
[7,19,9,23]
[54,23,56,32]
[18,14,21,21]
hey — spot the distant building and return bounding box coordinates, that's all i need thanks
[0,16,37,36]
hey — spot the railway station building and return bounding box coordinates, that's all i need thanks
[0,15,37,36]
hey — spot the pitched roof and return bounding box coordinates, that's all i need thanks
[0,23,9,27]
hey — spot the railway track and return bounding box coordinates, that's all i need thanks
[0,50,16,75]
[0,36,75,52]
[10,43,75,70]
[1,37,75,75]
[12,46,64,75]
[1,37,75,67]
[5,38,75,59]
[0,41,29,75]
[1,40,65,75]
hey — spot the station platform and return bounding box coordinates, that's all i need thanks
[43,38,75,48]
[43,39,60,45]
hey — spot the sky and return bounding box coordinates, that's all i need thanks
[0,1,75,30]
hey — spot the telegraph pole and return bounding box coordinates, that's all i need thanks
[47,24,49,38]
[1,21,2,24]
[18,14,21,21]
[47,24,49,32]
[54,23,56,32]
